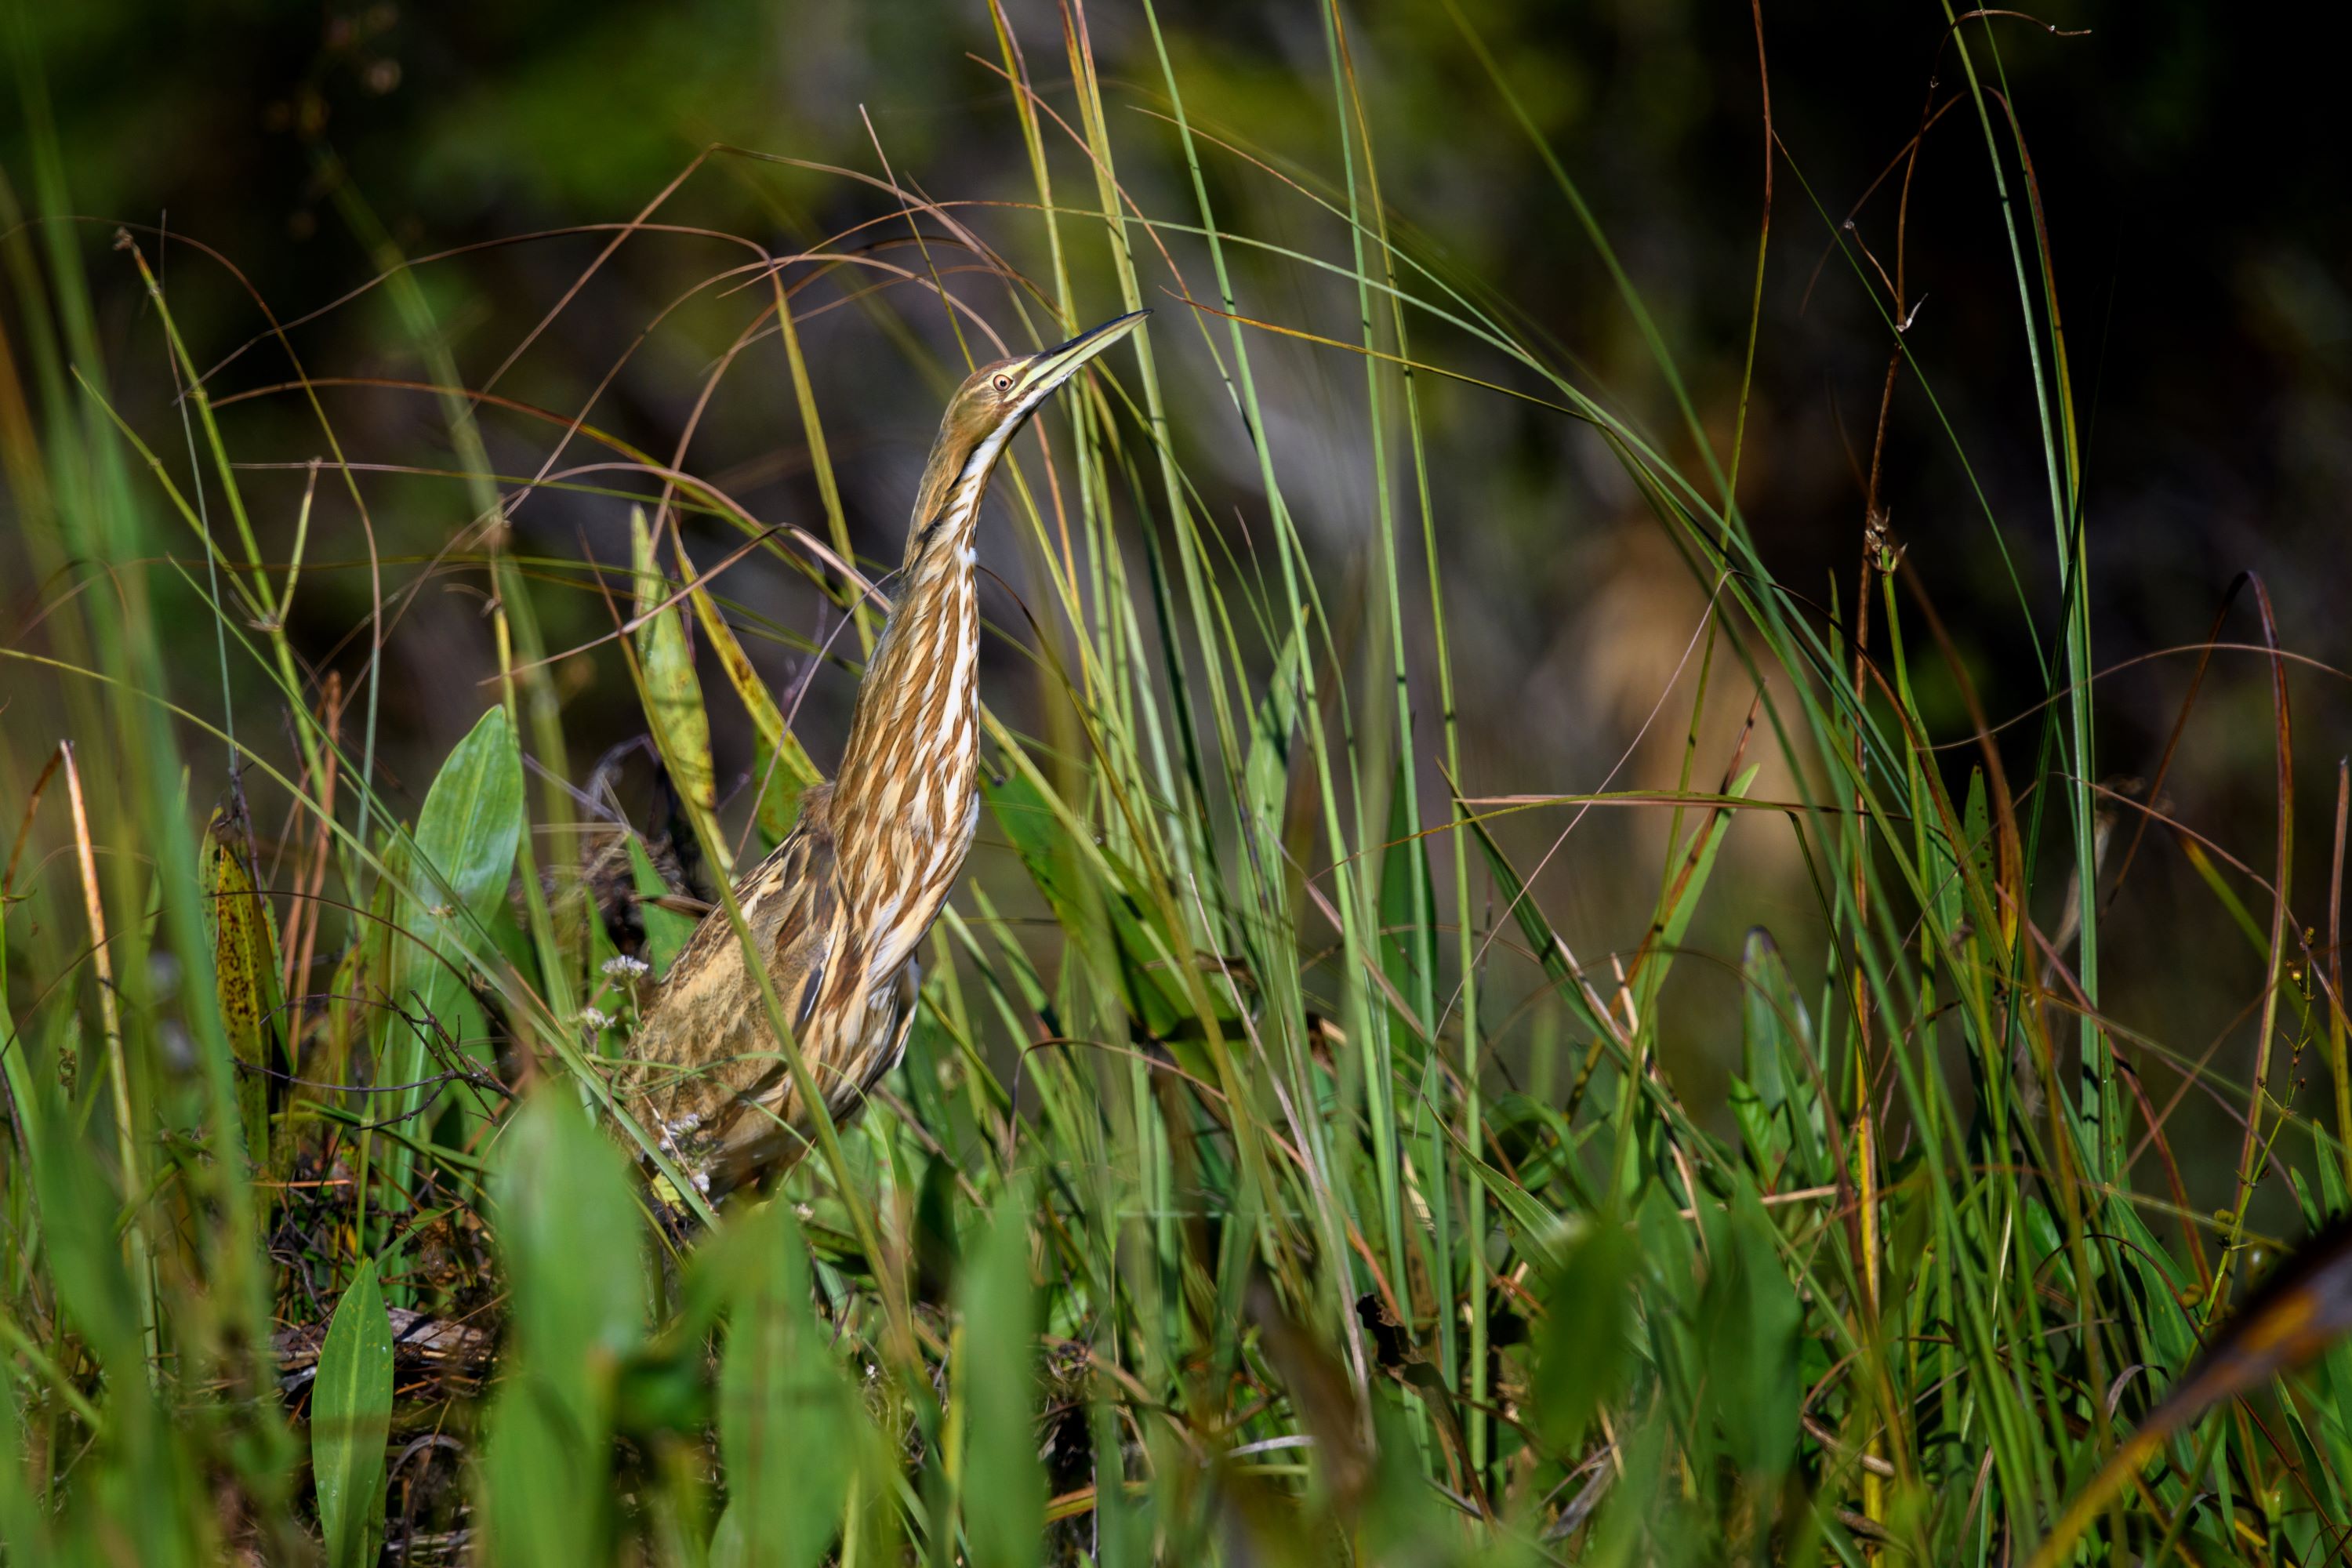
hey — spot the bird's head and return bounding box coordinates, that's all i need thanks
[907,309,1149,560]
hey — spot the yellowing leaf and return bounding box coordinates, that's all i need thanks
[202,808,282,1170]
[678,547,820,787]
[631,506,715,815]
[677,546,822,850]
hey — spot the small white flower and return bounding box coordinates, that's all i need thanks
[580,1007,614,1031]
[601,955,651,978]
[794,1203,815,1221]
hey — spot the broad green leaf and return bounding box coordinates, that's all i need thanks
[962,1185,1045,1568]
[632,505,715,816]
[313,1256,393,1568]
[1735,927,1824,1185]
[493,1087,647,1395]
[409,704,525,935]
[1962,764,2009,949]
[1450,1135,1570,1275]
[626,834,694,980]
[2103,1200,2199,1377]
[1535,1212,1635,1453]
[715,1202,857,1568]
[2023,1196,2074,1296]
[1924,806,1963,940]
[481,1087,646,1566]
[1698,1181,1801,1482]
[751,728,808,849]
[1963,764,1994,891]
[985,768,1111,982]
[1635,1184,1700,1312]
[1087,1398,1145,1568]
[1581,1406,1675,1568]
[1736,932,1792,1115]
[383,708,524,1210]
[399,704,523,1073]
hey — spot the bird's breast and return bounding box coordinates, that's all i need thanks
[820,564,985,1003]
[841,771,979,987]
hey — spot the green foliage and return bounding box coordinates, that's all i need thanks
[684,543,822,848]
[5,6,2352,1566]
[1697,1184,1802,1486]
[200,811,284,1170]
[408,706,528,938]
[712,1203,859,1568]
[633,505,717,817]
[628,834,695,979]
[378,701,526,1236]
[960,1185,1047,1568]
[312,1257,394,1568]
[480,1087,648,1565]
[1535,1214,1634,1454]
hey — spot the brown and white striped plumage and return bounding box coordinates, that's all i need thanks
[624,310,1147,1199]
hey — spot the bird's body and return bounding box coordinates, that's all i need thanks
[623,310,1146,1199]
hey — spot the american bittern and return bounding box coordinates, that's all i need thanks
[626,308,1149,1199]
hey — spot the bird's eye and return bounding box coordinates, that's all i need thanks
[991,372,1015,394]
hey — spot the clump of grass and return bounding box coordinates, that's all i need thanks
[4,9,2350,1567]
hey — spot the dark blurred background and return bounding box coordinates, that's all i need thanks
[8,0,2347,1167]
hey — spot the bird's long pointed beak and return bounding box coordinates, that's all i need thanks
[1024,308,1150,394]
